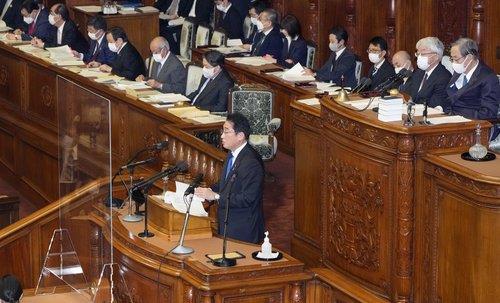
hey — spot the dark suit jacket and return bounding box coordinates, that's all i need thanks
[21,8,54,43]
[212,143,265,244]
[278,36,307,68]
[178,0,212,25]
[366,59,395,91]
[217,5,243,40]
[402,63,451,108]
[315,48,357,88]
[446,62,500,120]
[44,20,88,54]
[251,26,283,60]
[147,53,187,94]
[188,69,234,112]
[82,37,116,65]
[243,24,258,44]
[2,0,24,30]
[111,42,145,81]
[230,0,250,21]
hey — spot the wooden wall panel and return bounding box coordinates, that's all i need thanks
[0,49,22,110]
[26,64,58,130]
[0,122,15,172]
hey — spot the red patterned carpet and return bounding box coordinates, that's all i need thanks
[0,151,295,252]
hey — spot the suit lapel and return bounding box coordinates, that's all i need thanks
[197,73,221,101]
[454,64,483,97]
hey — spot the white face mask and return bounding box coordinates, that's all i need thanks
[153,52,163,63]
[394,66,403,74]
[452,56,471,74]
[416,54,431,70]
[329,42,338,52]
[202,66,215,79]
[250,17,258,25]
[23,16,34,24]
[216,4,226,12]
[368,52,381,64]
[48,14,57,25]
[108,42,118,53]
[88,31,98,40]
[256,20,264,31]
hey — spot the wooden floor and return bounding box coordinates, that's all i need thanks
[0,151,295,253]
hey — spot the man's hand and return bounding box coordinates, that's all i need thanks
[136,74,145,82]
[302,68,315,76]
[13,29,22,35]
[242,44,251,51]
[99,64,112,72]
[71,50,81,58]
[194,187,217,201]
[87,61,101,68]
[6,33,19,40]
[285,59,293,64]
[146,79,162,89]
[31,37,44,48]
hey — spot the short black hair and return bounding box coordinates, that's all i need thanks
[204,50,225,67]
[331,26,348,44]
[107,27,128,42]
[87,15,107,31]
[53,4,69,21]
[21,0,38,13]
[0,275,23,303]
[249,0,268,14]
[369,36,388,51]
[280,14,301,38]
[227,112,251,140]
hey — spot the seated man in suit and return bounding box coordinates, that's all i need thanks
[303,26,357,88]
[1,0,24,30]
[401,37,451,109]
[447,37,499,120]
[365,36,395,91]
[243,0,268,44]
[32,4,88,53]
[157,0,213,55]
[195,112,265,244]
[6,0,53,43]
[136,36,187,94]
[276,14,307,68]
[247,8,282,60]
[188,50,234,112]
[391,50,413,91]
[215,0,244,40]
[99,27,145,81]
[72,15,116,67]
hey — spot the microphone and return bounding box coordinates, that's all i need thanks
[354,78,372,93]
[120,157,155,170]
[351,77,368,93]
[376,68,412,92]
[133,161,188,191]
[184,173,204,196]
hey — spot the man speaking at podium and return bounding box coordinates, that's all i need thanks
[195,113,265,244]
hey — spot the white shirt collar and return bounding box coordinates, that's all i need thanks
[425,63,438,77]
[223,3,232,13]
[159,51,170,67]
[464,60,479,81]
[263,26,273,36]
[335,46,346,59]
[231,141,247,160]
[97,34,104,45]
[57,21,65,31]
[117,42,127,54]
[375,58,385,69]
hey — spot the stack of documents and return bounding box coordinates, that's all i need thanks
[136,6,159,13]
[427,116,471,125]
[190,114,226,124]
[378,97,404,122]
[112,80,149,90]
[410,104,444,116]
[345,98,380,110]
[46,45,84,66]
[297,97,320,106]
[74,5,102,13]
[79,68,110,78]
[0,21,12,32]
[93,75,124,83]
[162,181,208,217]
[281,63,315,82]
[140,93,190,104]
[228,56,275,66]
[168,106,209,118]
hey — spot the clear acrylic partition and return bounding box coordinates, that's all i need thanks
[35,76,132,302]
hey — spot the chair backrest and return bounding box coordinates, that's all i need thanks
[243,16,253,39]
[306,41,316,69]
[179,20,195,60]
[195,25,210,48]
[210,30,226,46]
[229,85,274,135]
[355,60,363,85]
[185,63,203,96]
[441,55,454,74]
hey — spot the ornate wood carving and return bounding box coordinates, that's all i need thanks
[428,165,498,197]
[308,0,320,49]
[415,133,473,153]
[386,0,396,57]
[437,0,468,49]
[291,282,304,303]
[183,284,194,303]
[471,0,484,58]
[0,64,7,87]
[345,0,357,52]
[291,108,322,129]
[41,85,53,108]
[325,158,383,271]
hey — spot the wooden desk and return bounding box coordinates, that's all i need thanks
[290,96,491,302]
[0,42,221,206]
[72,8,159,59]
[414,151,500,303]
[0,195,19,229]
[193,48,317,155]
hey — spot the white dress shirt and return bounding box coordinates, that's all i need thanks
[57,21,65,45]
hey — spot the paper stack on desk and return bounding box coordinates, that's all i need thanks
[112,80,150,90]
[190,114,226,124]
[168,106,210,118]
[427,115,471,125]
[74,5,102,13]
[229,56,275,66]
[281,63,315,82]
[79,68,110,78]
[136,6,159,13]
[0,21,12,32]
[140,93,190,104]
[378,97,403,122]
[46,45,84,66]
[162,181,208,217]
[297,97,320,106]
[93,75,124,83]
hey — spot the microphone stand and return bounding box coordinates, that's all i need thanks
[122,166,143,222]
[138,183,155,238]
[171,195,195,254]
[213,173,238,267]
[419,99,431,125]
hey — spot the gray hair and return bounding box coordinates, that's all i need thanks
[451,37,479,58]
[262,8,278,25]
[416,37,444,58]
[158,36,170,51]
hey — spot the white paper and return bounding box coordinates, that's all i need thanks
[281,63,315,82]
[190,115,227,124]
[79,68,109,78]
[226,39,243,47]
[345,98,380,110]
[112,80,149,90]
[55,60,85,66]
[232,56,274,66]
[74,5,102,13]
[168,17,185,26]
[256,251,279,259]
[427,116,471,125]
[212,46,249,55]
[46,45,76,62]
[0,21,12,32]
[170,181,208,217]
[297,98,320,106]
[409,104,444,116]
[137,6,159,13]
[141,93,190,103]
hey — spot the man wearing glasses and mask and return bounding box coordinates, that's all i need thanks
[365,36,395,91]
[195,113,265,244]
[447,37,499,121]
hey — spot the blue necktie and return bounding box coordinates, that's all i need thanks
[462,76,468,87]
[225,153,233,180]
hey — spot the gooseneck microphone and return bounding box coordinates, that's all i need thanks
[132,161,188,191]
[184,173,204,196]
[354,78,372,93]
[120,157,156,170]
[375,68,412,93]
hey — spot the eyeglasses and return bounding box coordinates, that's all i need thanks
[366,49,382,54]
[415,52,436,57]
[449,56,465,63]
[220,129,235,135]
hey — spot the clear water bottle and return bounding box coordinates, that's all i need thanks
[469,124,488,160]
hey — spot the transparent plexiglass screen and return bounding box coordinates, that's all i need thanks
[35,76,115,301]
